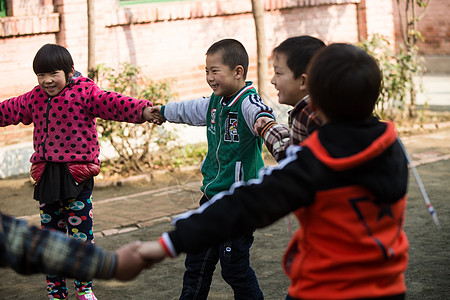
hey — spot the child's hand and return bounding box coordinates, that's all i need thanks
[254,116,274,136]
[143,106,165,125]
[114,241,149,281]
[137,240,168,265]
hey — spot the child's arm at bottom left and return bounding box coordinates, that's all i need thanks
[0,212,150,281]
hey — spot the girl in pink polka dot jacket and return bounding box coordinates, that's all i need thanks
[0,44,156,300]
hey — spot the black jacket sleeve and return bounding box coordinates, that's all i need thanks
[168,146,316,254]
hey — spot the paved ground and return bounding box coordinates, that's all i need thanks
[1,126,449,300]
[12,123,450,239]
[11,74,450,233]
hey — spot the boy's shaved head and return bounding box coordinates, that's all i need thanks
[206,39,249,79]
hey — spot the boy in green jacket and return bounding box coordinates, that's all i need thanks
[149,38,275,300]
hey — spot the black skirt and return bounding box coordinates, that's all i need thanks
[34,162,94,204]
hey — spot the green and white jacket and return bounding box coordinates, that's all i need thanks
[162,82,275,199]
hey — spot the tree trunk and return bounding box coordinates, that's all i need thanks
[87,0,95,75]
[396,0,429,118]
[251,0,270,103]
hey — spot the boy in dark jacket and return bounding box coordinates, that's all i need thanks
[141,43,409,300]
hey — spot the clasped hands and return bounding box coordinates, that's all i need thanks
[143,106,165,125]
[114,240,167,281]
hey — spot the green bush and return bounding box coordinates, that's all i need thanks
[90,62,203,176]
[357,34,424,121]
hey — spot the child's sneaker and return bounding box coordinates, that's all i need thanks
[75,291,97,300]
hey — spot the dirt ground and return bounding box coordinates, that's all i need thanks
[0,148,449,299]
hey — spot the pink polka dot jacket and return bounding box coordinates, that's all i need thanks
[0,76,152,166]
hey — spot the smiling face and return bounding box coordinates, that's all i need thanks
[205,51,243,98]
[37,69,73,97]
[271,52,307,107]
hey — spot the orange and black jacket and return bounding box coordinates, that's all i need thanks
[163,117,409,299]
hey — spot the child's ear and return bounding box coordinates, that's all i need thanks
[299,74,308,91]
[68,66,75,79]
[235,65,244,79]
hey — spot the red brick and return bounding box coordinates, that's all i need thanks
[2,0,443,150]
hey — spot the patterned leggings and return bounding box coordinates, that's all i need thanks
[40,188,95,299]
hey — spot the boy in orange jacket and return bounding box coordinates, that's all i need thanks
[139,43,409,300]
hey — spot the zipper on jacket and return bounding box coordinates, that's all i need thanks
[41,96,53,160]
[40,83,71,161]
[203,103,224,198]
[235,161,243,182]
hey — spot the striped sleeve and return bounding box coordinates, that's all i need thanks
[241,94,275,135]
[259,121,290,161]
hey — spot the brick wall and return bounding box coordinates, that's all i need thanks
[366,0,395,42]
[0,0,399,177]
[5,0,54,16]
[416,0,450,55]
[393,0,450,55]
[94,0,363,101]
[55,0,89,71]
[0,0,400,101]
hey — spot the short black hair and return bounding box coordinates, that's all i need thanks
[33,44,74,81]
[273,36,325,79]
[307,43,381,122]
[206,39,249,79]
